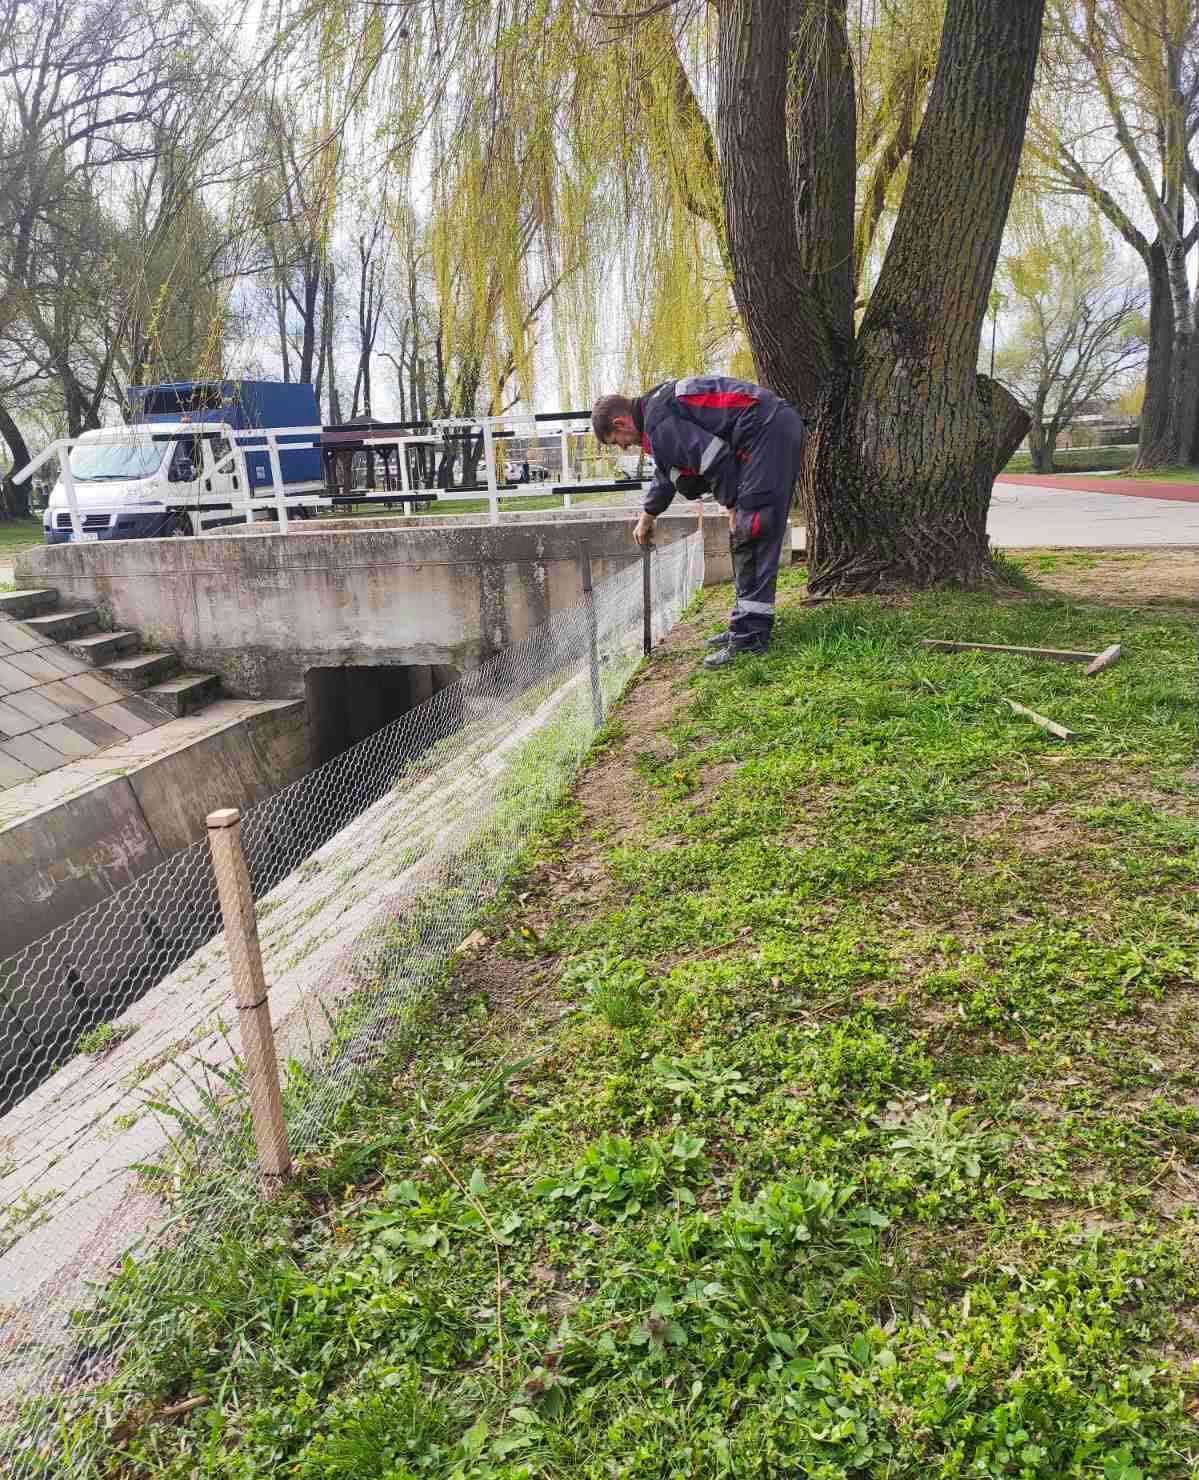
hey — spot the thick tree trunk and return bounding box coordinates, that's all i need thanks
[462,431,483,487]
[1027,418,1053,473]
[1134,240,1177,469]
[1184,330,1199,466]
[787,0,856,355]
[797,0,1043,594]
[1164,241,1195,464]
[1035,431,1057,474]
[0,400,32,520]
[717,0,846,410]
[298,272,319,387]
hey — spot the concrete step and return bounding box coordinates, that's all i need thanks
[66,630,140,665]
[143,671,220,717]
[100,651,180,691]
[0,589,58,620]
[23,607,99,641]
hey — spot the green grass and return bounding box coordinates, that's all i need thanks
[74,1020,137,1058]
[0,514,42,559]
[319,488,635,521]
[1001,447,1199,484]
[1127,466,1199,485]
[1002,447,1136,476]
[15,564,1199,1478]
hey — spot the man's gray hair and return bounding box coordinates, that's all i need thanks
[591,393,635,444]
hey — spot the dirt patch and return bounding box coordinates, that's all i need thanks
[568,614,708,865]
[447,614,710,1030]
[1019,549,1199,609]
[954,805,1091,857]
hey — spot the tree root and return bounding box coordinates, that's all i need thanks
[806,549,1003,599]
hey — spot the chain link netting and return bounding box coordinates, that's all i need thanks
[0,528,704,1469]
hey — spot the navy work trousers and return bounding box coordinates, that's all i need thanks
[727,404,806,649]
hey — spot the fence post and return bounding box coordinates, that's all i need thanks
[642,541,653,656]
[266,434,290,533]
[482,420,500,525]
[206,807,292,1186]
[580,542,603,728]
[60,450,83,541]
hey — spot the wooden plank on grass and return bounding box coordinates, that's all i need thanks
[922,639,1097,663]
[1003,698,1076,740]
[1085,643,1122,676]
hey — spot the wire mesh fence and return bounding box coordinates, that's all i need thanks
[0,527,704,1470]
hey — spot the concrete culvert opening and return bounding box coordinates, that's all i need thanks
[305,663,461,767]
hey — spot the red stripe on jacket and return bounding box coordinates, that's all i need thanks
[679,391,758,410]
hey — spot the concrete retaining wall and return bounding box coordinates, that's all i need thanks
[16,509,715,700]
[0,699,307,963]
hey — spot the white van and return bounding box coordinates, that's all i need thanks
[42,424,324,543]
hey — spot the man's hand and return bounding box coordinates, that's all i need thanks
[634,511,656,548]
[727,504,737,531]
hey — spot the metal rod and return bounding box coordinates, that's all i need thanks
[581,541,603,727]
[642,542,653,656]
[206,807,291,1185]
[482,422,500,526]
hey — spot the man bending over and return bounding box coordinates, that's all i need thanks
[591,376,806,668]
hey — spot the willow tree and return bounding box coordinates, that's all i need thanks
[1032,0,1198,470]
[713,0,1040,591]
[299,0,1038,589]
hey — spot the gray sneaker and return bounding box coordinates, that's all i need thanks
[703,642,768,670]
[705,631,732,649]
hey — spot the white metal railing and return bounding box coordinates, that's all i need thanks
[385,411,638,525]
[13,423,325,539]
[15,413,646,539]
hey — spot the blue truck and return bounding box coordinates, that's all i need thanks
[42,380,325,543]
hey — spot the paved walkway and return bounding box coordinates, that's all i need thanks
[994,472,1199,503]
[987,483,1199,547]
[791,484,1199,557]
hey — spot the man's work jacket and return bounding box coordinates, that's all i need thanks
[633,375,787,515]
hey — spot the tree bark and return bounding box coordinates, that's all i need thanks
[718,0,844,411]
[1164,239,1195,465]
[1184,330,1199,466]
[1027,417,1051,473]
[787,0,856,354]
[790,0,1043,593]
[1035,431,1058,474]
[0,399,32,520]
[1134,239,1176,469]
[298,272,319,386]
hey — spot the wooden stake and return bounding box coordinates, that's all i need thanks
[159,1395,211,1421]
[1003,698,1075,740]
[922,639,1097,663]
[1085,643,1122,676]
[206,807,291,1185]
